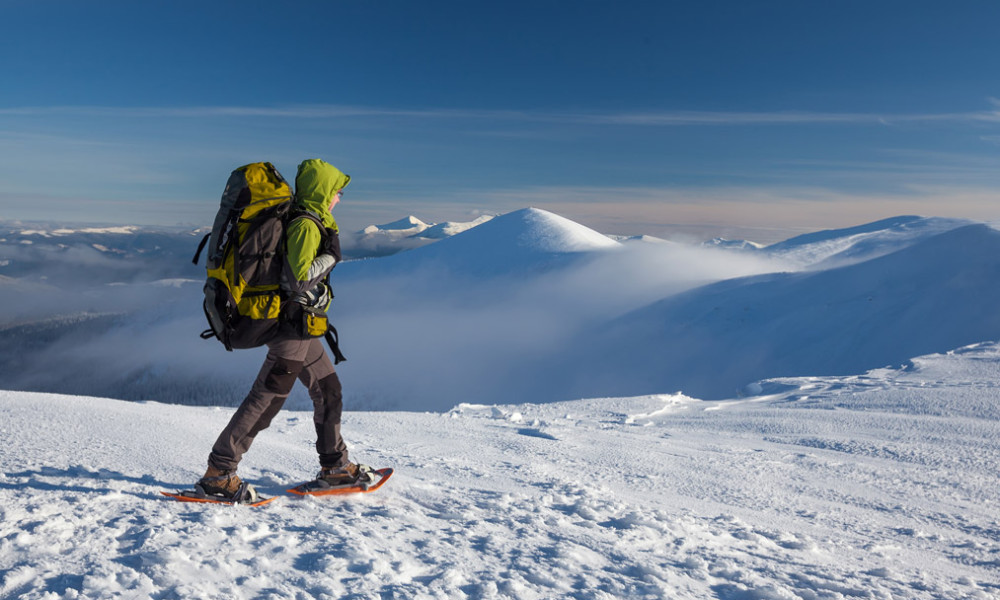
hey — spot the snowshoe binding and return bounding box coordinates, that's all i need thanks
[161,468,274,506]
[287,464,393,497]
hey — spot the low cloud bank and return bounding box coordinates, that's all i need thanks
[0,234,787,410]
[4,211,990,412]
[330,241,788,410]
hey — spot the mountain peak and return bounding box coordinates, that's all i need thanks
[500,207,620,253]
[363,216,429,234]
[348,207,619,277]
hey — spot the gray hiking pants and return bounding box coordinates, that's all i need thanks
[208,336,348,472]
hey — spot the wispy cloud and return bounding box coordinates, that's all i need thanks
[2,103,998,127]
[0,105,528,121]
[565,109,1000,126]
[2,100,998,232]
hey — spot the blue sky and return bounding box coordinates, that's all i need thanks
[2,1,999,240]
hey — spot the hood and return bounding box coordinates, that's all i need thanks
[294,159,351,230]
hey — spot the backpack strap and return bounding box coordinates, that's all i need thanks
[287,209,335,287]
[192,232,211,265]
[288,209,344,363]
[324,324,347,365]
[288,210,329,246]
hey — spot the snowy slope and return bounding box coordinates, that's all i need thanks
[573,223,1000,400]
[2,343,998,599]
[763,215,973,268]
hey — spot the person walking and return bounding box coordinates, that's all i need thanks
[196,158,365,502]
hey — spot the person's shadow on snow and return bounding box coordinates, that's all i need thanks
[1,465,172,498]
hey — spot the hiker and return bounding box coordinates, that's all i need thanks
[196,158,363,500]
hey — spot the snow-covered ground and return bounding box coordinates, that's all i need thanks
[2,342,999,599]
[3,208,1000,598]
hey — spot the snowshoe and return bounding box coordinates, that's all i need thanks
[162,481,274,506]
[287,465,393,497]
[320,463,369,486]
[162,470,274,506]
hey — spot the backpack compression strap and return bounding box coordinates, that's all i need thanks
[192,233,211,265]
[324,324,347,365]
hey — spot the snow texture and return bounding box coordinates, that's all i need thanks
[2,343,999,599]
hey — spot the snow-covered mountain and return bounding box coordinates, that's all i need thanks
[701,237,763,251]
[2,209,999,412]
[1,343,998,599]
[419,215,494,239]
[351,207,620,277]
[564,223,1000,400]
[702,215,973,269]
[341,214,495,259]
[762,215,973,268]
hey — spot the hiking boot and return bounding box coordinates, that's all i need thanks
[197,466,243,498]
[317,463,370,486]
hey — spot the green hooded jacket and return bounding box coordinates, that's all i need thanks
[286,159,350,283]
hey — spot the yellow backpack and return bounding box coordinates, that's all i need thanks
[193,162,293,350]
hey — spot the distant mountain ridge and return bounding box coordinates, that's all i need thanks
[702,215,974,268]
[345,214,495,258]
[563,223,1000,400]
[0,222,204,283]
[2,210,999,410]
[0,213,498,275]
[763,215,974,268]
